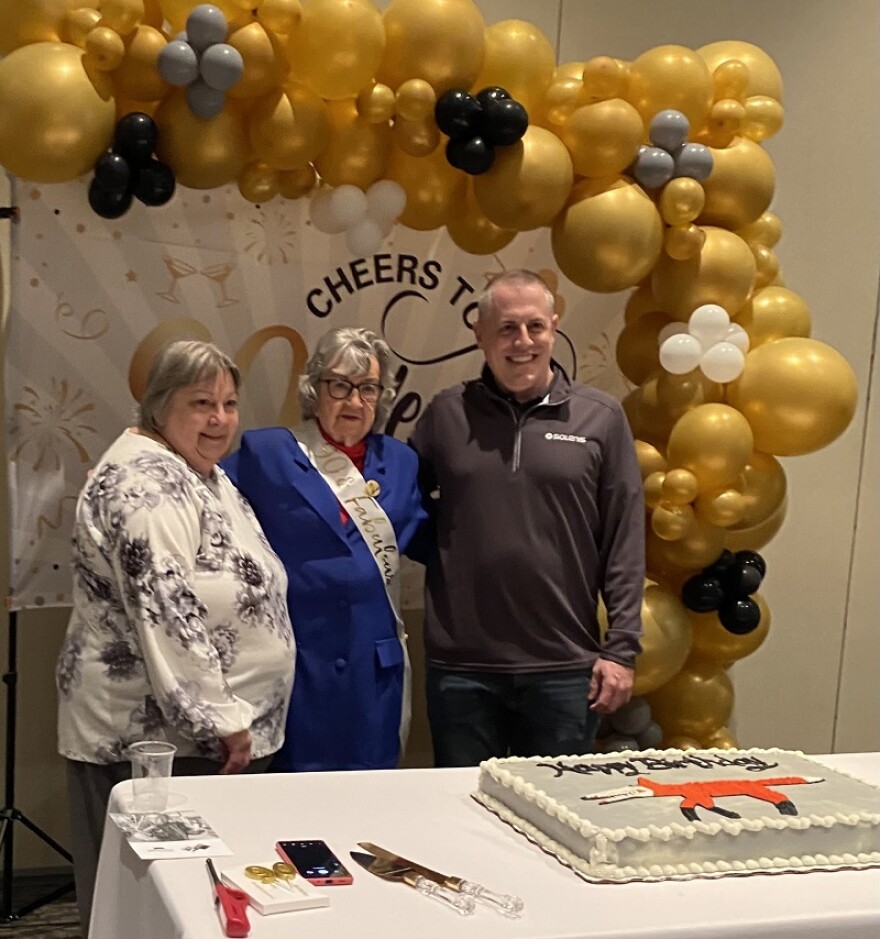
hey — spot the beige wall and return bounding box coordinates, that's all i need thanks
[1,0,878,869]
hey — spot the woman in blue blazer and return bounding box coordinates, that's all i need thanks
[223,327,429,771]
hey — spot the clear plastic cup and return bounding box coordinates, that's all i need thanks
[128,741,177,812]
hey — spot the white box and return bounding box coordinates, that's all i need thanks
[220,860,330,915]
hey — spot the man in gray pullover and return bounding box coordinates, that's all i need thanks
[410,269,645,766]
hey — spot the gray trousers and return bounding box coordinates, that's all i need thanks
[66,754,271,935]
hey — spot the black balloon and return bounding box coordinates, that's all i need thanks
[435,89,483,140]
[475,85,511,108]
[682,574,725,613]
[134,159,176,206]
[718,598,761,635]
[482,97,528,146]
[88,178,133,219]
[113,112,158,167]
[704,548,737,578]
[723,561,763,599]
[445,135,495,175]
[94,152,131,194]
[735,549,767,579]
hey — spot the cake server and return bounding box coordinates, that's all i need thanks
[349,851,475,915]
[357,842,523,917]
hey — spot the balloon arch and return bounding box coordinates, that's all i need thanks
[0,0,859,750]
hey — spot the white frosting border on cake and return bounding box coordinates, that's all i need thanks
[474,748,880,883]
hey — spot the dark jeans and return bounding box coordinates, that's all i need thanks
[426,666,600,767]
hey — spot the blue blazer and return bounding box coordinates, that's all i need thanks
[223,427,429,772]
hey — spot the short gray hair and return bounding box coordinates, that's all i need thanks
[138,340,240,433]
[477,269,555,321]
[299,327,396,429]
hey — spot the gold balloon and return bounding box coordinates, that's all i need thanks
[735,285,811,348]
[643,471,665,509]
[278,164,316,199]
[560,98,643,178]
[159,0,248,34]
[724,495,787,552]
[615,310,670,386]
[446,180,516,255]
[85,25,125,70]
[632,582,693,696]
[652,225,756,320]
[646,662,733,740]
[392,116,440,157]
[667,403,753,491]
[664,223,706,261]
[741,95,784,142]
[238,161,280,203]
[155,92,249,189]
[475,125,573,232]
[257,0,302,36]
[249,84,329,170]
[580,55,626,103]
[289,0,384,100]
[646,519,726,577]
[626,44,713,128]
[555,60,584,82]
[713,59,749,101]
[702,726,739,749]
[378,0,485,95]
[633,369,724,447]
[751,243,780,289]
[730,451,786,530]
[552,176,663,292]
[314,98,392,188]
[659,177,705,227]
[694,488,745,527]
[99,0,143,36]
[142,0,163,28]
[387,143,465,231]
[737,210,782,248]
[395,79,436,121]
[624,282,663,324]
[358,83,397,123]
[651,503,695,542]
[0,0,84,55]
[662,468,700,505]
[112,25,168,101]
[689,592,770,667]
[665,735,701,751]
[635,439,667,480]
[0,42,115,183]
[728,337,858,456]
[63,8,102,46]
[227,23,285,100]
[698,137,776,230]
[470,19,555,113]
[535,78,583,128]
[698,40,783,103]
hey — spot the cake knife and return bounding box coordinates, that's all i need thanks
[349,851,475,915]
[358,842,524,917]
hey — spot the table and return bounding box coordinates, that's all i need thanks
[90,753,880,939]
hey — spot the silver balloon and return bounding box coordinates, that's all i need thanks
[633,146,675,189]
[604,735,640,753]
[610,696,652,736]
[157,40,199,87]
[636,720,664,750]
[674,142,714,181]
[649,109,690,152]
[186,4,228,53]
[186,79,226,119]
[199,43,244,91]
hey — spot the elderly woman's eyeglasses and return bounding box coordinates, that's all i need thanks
[319,377,384,403]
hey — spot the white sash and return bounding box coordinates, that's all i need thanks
[292,421,411,752]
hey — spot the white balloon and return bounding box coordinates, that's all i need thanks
[657,321,689,346]
[699,341,745,383]
[329,184,368,228]
[725,323,750,353]
[366,179,406,224]
[309,189,347,234]
[345,218,385,257]
[659,333,702,374]
[688,303,731,350]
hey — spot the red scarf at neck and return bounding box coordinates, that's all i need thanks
[317,422,368,524]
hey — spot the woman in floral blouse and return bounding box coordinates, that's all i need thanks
[56,340,295,931]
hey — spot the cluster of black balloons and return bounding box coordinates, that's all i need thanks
[88,113,176,220]
[682,549,767,635]
[434,86,528,175]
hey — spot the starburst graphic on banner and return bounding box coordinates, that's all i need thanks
[10,379,97,471]
[241,208,299,265]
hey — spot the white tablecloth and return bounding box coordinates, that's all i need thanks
[90,753,880,939]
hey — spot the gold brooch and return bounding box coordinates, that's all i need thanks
[364,480,381,497]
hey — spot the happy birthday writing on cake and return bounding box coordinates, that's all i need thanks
[536,754,780,778]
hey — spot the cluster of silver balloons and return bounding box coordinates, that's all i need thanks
[632,109,714,190]
[156,4,244,119]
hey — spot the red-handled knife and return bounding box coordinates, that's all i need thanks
[206,859,251,937]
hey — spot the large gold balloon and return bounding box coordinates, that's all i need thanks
[552,176,663,293]
[112,25,168,101]
[646,662,733,740]
[0,42,115,183]
[446,180,516,255]
[651,226,757,320]
[724,495,787,552]
[560,98,643,178]
[730,451,786,530]
[624,282,663,323]
[0,0,84,55]
[249,84,329,170]
[470,19,555,114]
[633,370,724,448]
[735,285,811,348]
[227,23,285,100]
[646,520,725,578]
[632,582,693,696]
[475,126,573,232]
[615,311,670,386]
[314,98,392,188]
[290,0,384,100]
[698,137,776,230]
[667,403,753,490]
[728,338,858,456]
[387,144,465,231]
[689,592,770,666]
[159,0,250,34]
[378,0,485,95]
[626,44,713,128]
[155,93,249,189]
[698,40,783,103]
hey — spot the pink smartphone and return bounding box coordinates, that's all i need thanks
[276,839,354,886]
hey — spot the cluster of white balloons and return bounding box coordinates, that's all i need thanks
[157,4,244,119]
[658,304,750,383]
[633,109,714,190]
[309,181,408,256]
[601,697,663,752]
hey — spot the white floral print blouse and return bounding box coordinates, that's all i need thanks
[57,430,295,764]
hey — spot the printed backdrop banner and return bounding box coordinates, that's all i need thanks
[5,177,631,611]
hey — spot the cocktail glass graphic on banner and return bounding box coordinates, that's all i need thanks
[128,741,177,812]
[202,260,238,307]
[157,256,198,303]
